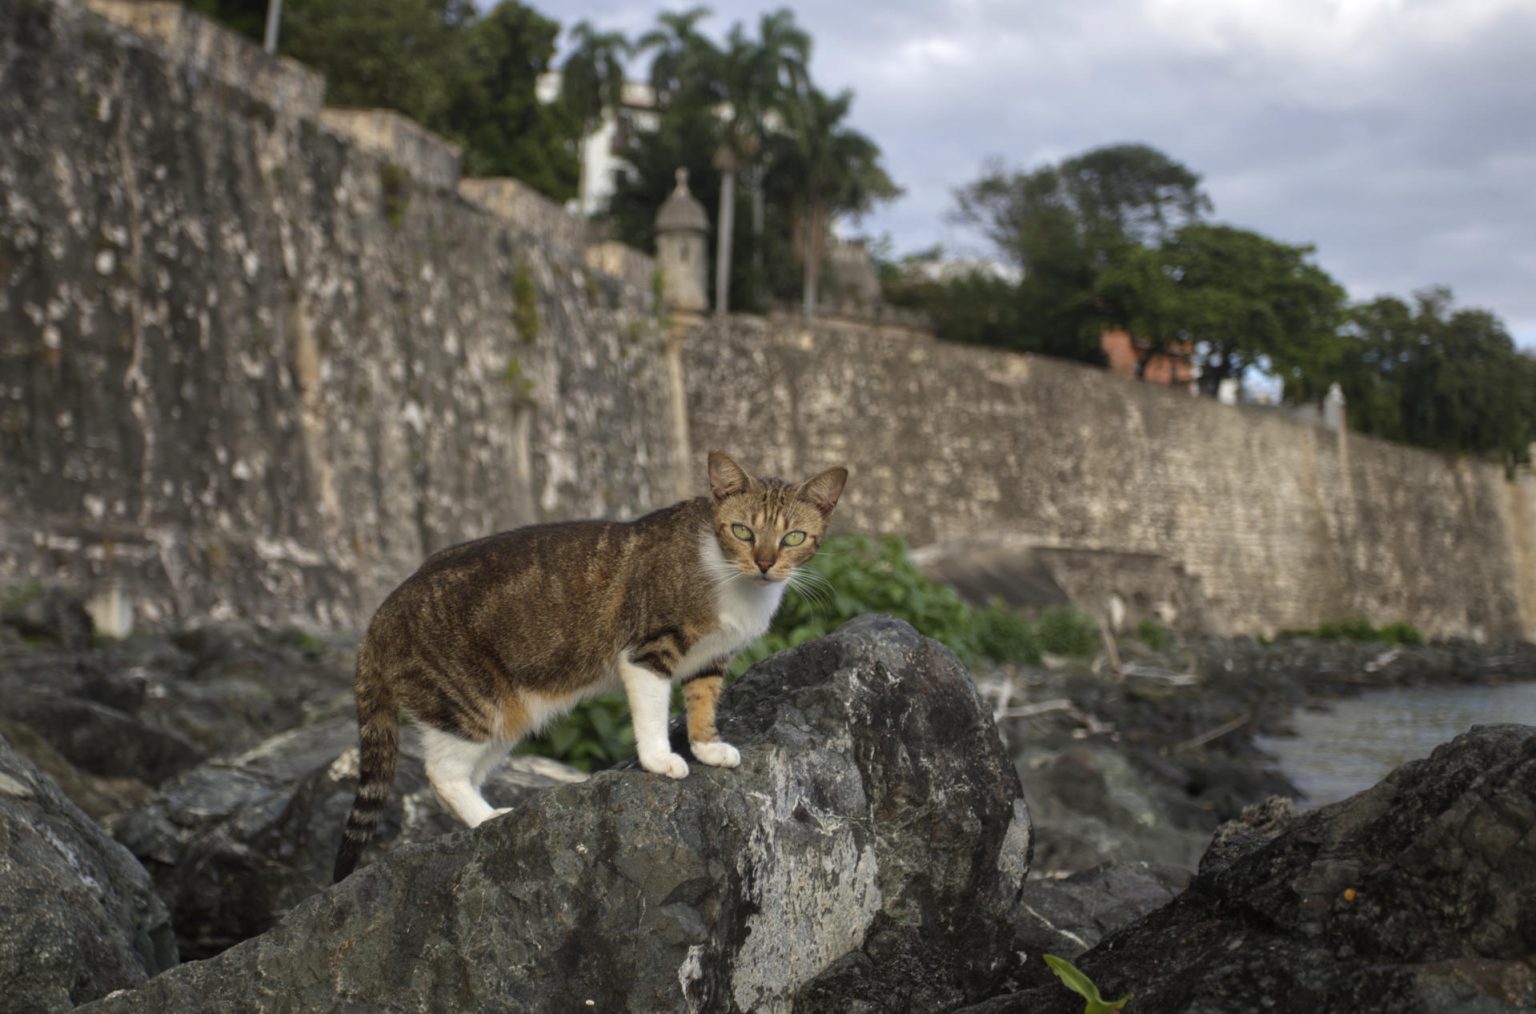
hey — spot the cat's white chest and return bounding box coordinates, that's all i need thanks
[672,534,787,679]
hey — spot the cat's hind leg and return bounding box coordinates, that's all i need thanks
[421,725,500,827]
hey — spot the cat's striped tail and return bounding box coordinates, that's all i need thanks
[332,647,400,882]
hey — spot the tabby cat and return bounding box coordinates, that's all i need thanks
[332,451,847,881]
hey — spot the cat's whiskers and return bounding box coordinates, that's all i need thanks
[786,567,834,611]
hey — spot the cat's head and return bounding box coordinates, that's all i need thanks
[706,450,847,583]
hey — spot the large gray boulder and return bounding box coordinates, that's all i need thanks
[88,616,1033,1012]
[973,724,1536,1013]
[115,717,586,959]
[0,732,177,1012]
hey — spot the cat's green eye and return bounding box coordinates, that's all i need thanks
[781,530,807,547]
[730,523,754,542]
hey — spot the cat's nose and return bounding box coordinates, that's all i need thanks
[756,559,772,573]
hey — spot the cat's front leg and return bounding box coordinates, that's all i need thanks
[620,659,689,778]
[683,669,740,768]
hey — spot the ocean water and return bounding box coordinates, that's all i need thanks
[1256,682,1536,807]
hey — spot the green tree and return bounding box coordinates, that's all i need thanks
[278,0,473,126]
[635,7,716,110]
[737,10,811,307]
[1336,290,1535,464]
[610,11,893,314]
[1098,223,1346,397]
[881,250,1023,346]
[769,86,900,317]
[953,144,1211,362]
[706,13,812,313]
[443,2,578,197]
[188,0,579,200]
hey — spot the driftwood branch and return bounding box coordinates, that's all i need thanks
[1176,711,1251,752]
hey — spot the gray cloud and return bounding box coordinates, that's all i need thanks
[556,0,1536,346]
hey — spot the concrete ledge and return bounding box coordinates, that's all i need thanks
[320,108,461,191]
[458,177,590,253]
[85,0,324,116]
[584,240,656,296]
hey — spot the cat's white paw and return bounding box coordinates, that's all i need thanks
[490,807,513,819]
[640,751,690,779]
[691,741,741,768]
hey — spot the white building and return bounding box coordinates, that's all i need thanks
[537,72,659,217]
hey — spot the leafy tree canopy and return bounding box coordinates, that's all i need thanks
[1096,223,1347,396]
[606,8,896,313]
[938,143,1213,363]
[188,0,578,200]
[1330,289,1535,465]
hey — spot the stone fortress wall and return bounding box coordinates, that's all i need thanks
[684,318,1536,640]
[0,0,681,629]
[2,0,1532,639]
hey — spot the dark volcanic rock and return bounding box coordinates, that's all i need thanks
[0,732,176,1012]
[1009,863,1190,979]
[977,724,1536,1013]
[87,617,1033,1012]
[0,621,354,822]
[115,717,586,959]
[0,585,94,649]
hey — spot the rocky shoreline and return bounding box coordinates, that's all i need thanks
[993,634,1536,876]
[2,595,1532,1010]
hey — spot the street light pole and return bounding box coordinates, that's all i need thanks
[263,0,282,55]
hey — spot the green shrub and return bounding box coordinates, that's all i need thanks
[512,263,539,342]
[974,600,1043,666]
[1134,618,1171,652]
[517,692,635,772]
[1281,617,1424,646]
[528,534,1100,768]
[379,161,409,228]
[734,534,982,673]
[1377,621,1424,646]
[1037,605,1100,658]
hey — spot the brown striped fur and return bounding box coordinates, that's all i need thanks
[332,452,846,881]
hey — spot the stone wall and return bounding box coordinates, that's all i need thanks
[683,317,1536,640]
[3,0,1532,642]
[0,0,678,630]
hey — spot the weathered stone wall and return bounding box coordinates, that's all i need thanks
[3,0,1531,642]
[0,0,678,629]
[684,317,1536,640]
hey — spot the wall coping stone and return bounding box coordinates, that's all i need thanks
[84,0,324,117]
[320,108,462,192]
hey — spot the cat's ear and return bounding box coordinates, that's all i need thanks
[797,466,848,516]
[707,451,755,501]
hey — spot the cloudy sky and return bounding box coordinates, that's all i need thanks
[555,0,1536,348]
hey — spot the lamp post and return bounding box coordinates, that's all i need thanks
[263,0,282,55]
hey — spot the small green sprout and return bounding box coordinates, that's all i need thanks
[1043,954,1131,1014]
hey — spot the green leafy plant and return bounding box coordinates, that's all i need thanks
[1043,954,1131,1014]
[379,161,409,228]
[526,535,1098,768]
[1037,605,1100,658]
[503,355,535,400]
[1135,618,1171,652]
[1279,617,1424,646]
[973,599,1043,666]
[512,263,539,342]
[517,692,636,772]
[733,534,983,673]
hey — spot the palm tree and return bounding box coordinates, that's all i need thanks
[635,6,714,110]
[743,10,809,302]
[706,12,809,314]
[773,87,900,317]
[561,21,632,216]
